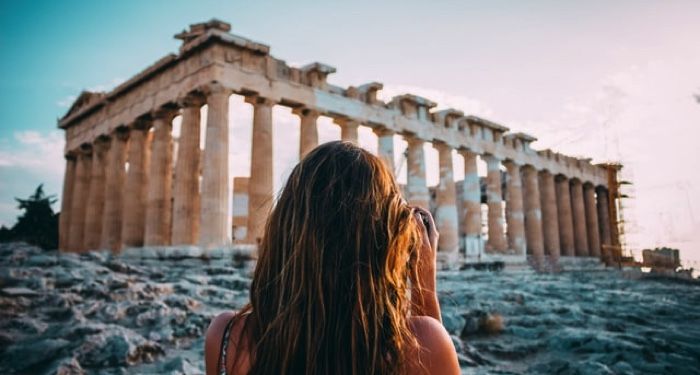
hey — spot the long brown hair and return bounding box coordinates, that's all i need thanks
[238,140,423,375]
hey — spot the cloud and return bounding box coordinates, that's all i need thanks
[0,130,65,226]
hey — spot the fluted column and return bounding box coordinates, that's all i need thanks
[522,165,544,259]
[245,95,275,245]
[199,84,232,248]
[570,179,589,256]
[539,170,561,260]
[374,127,395,175]
[433,142,459,254]
[459,149,482,255]
[294,107,319,159]
[83,137,109,250]
[504,160,525,255]
[404,135,429,209]
[59,154,77,251]
[483,155,507,252]
[584,183,601,258]
[596,186,613,264]
[101,128,129,251]
[172,93,205,245]
[122,121,151,247]
[67,145,92,251]
[144,106,178,246]
[336,119,359,144]
[555,175,575,256]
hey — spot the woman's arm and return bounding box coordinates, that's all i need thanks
[410,207,442,322]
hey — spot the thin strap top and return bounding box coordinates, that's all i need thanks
[218,317,236,375]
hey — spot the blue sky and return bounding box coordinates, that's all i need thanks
[1,0,699,263]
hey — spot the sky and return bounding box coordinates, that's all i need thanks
[0,0,699,264]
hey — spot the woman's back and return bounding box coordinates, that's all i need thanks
[206,313,459,375]
[203,142,460,375]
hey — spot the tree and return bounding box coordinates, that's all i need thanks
[0,184,59,250]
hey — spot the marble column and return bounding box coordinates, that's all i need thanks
[83,136,110,251]
[144,106,178,246]
[172,93,205,245]
[539,170,561,260]
[101,129,129,251]
[570,179,589,256]
[556,175,575,256]
[58,154,77,251]
[522,165,544,259]
[405,135,430,209]
[374,127,395,175]
[122,122,151,247]
[433,142,459,254]
[596,186,613,263]
[294,107,319,159]
[483,154,507,252]
[68,145,92,252]
[245,95,275,245]
[336,119,359,144]
[584,183,601,258]
[199,84,231,248]
[460,149,482,255]
[504,160,526,255]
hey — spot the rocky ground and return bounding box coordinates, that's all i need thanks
[1,242,698,374]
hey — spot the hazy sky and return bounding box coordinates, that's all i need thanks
[1,0,698,263]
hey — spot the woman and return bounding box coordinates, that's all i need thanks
[204,141,460,375]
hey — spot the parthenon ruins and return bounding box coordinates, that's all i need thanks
[57,19,622,266]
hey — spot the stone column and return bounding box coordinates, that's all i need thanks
[584,183,601,258]
[245,95,275,244]
[504,160,525,255]
[556,175,575,256]
[68,145,92,252]
[522,165,544,260]
[144,106,178,246]
[58,154,77,251]
[199,84,232,248]
[336,119,359,144]
[404,135,430,209]
[83,137,109,250]
[172,93,205,245]
[596,186,613,263]
[539,170,561,260]
[483,154,507,252]
[459,149,482,256]
[294,107,319,159]
[232,177,249,242]
[122,122,151,247]
[433,142,459,254]
[374,127,395,175]
[101,129,129,251]
[570,179,589,256]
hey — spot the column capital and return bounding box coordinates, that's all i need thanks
[481,153,502,163]
[292,107,320,119]
[539,168,554,177]
[152,104,179,122]
[372,126,394,137]
[64,152,77,161]
[432,140,452,152]
[402,133,425,146]
[113,126,130,141]
[201,82,231,97]
[131,116,153,131]
[502,158,521,168]
[78,142,93,155]
[178,91,206,108]
[93,135,111,152]
[244,94,276,107]
[333,117,360,128]
[457,147,477,158]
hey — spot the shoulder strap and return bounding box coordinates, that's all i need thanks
[218,317,236,375]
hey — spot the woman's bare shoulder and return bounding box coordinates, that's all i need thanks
[407,316,461,375]
[204,311,250,375]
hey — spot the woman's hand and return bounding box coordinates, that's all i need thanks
[410,206,442,322]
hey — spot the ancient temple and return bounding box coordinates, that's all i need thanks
[57,20,622,266]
